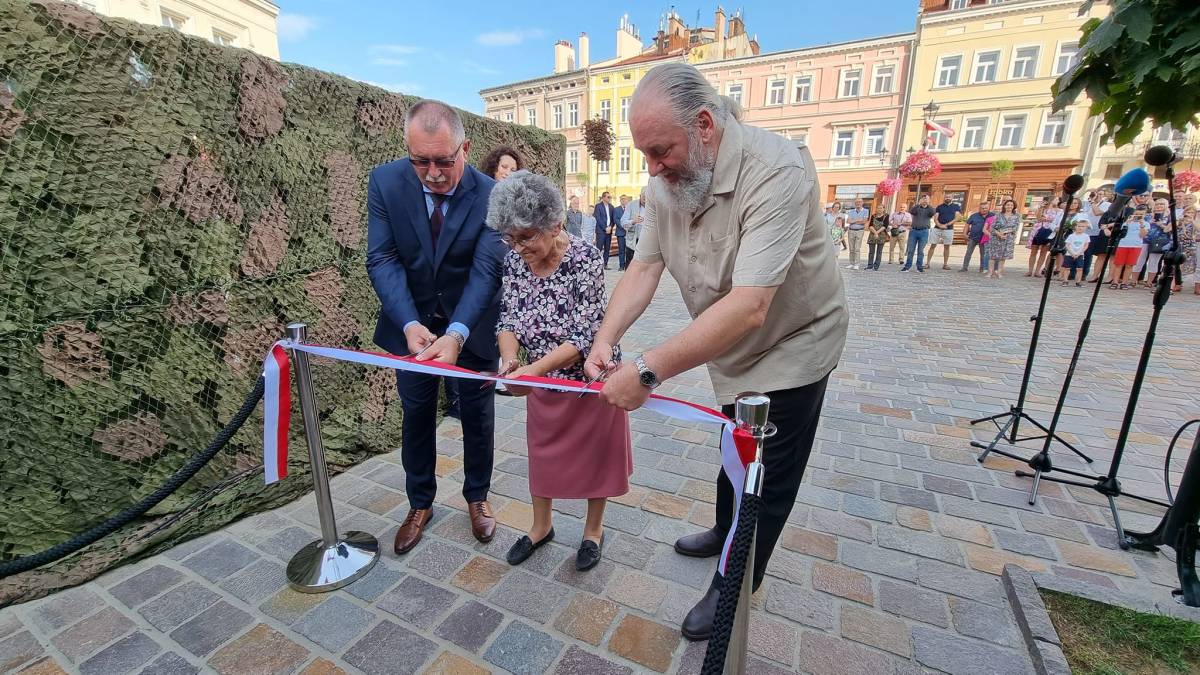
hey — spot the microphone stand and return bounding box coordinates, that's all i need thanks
[1122,425,1200,606]
[1025,172,1181,548]
[971,188,1091,469]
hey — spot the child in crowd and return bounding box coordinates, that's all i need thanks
[1111,207,1148,289]
[1060,220,1090,286]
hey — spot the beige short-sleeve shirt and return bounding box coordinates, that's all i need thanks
[634,120,849,405]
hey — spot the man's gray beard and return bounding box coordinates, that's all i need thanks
[662,131,716,214]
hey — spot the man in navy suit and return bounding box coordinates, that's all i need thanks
[614,195,630,270]
[593,191,616,268]
[366,100,503,554]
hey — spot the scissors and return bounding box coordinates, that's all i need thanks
[578,344,622,398]
[479,360,519,389]
[411,342,434,359]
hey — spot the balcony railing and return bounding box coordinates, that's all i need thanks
[812,154,896,171]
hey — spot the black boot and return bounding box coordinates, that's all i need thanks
[682,575,722,641]
[674,527,726,558]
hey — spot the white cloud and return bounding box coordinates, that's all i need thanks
[371,44,419,55]
[277,13,318,42]
[475,28,545,47]
[371,57,409,67]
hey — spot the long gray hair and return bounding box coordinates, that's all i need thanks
[632,62,744,128]
[487,171,566,236]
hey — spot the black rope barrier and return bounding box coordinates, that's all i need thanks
[0,377,266,579]
[700,491,761,674]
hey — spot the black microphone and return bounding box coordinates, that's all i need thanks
[1062,174,1085,193]
[1145,145,1180,167]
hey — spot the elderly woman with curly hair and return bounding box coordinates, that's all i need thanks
[480,145,524,181]
[488,171,633,571]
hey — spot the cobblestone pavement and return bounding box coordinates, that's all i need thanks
[3,246,1199,675]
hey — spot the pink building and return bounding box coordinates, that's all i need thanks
[698,32,915,210]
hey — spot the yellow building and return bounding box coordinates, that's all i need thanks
[66,0,280,59]
[587,53,680,205]
[482,8,758,207]
[899,0,1105,211]
[587,9,758,205]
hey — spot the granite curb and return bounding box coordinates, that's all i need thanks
[1004,562,1200,675]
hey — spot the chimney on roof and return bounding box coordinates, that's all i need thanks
[728,9,744,37]
[715,6,726,59]
[616,13,642,59]
[553,39,576,73]
[578,32,589,68]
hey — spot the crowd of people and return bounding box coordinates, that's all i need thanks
[365,63,848,641]
[824,189,1200,293]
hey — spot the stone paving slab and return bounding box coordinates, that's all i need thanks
[3,246,1198,674]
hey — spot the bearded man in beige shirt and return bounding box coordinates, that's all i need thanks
[584,62,849,641]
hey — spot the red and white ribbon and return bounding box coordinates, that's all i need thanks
[260,340,759,574]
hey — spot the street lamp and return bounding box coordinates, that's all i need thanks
[879,147,890,167]
[920,101,939,151]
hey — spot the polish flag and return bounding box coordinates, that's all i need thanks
[925,119,955,137]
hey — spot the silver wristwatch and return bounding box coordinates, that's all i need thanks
[446,330,466,348]
[634,355,661,389]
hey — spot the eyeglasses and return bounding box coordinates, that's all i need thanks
[500,231,543,248]
[410,144,463,169]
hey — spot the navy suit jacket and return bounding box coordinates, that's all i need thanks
[593,202,613,234]
[366,160,503,362]
[613,206,625,237]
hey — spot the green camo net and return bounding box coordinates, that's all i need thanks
[0,0,564,604]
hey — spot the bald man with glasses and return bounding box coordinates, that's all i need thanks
[366,99,505,555]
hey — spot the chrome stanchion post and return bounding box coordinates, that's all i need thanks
[724,392,775,675]
[284,323,380,592]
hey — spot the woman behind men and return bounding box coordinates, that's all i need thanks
[986,199,1020,278]
[481,145,524,181]
[489,171,633,571]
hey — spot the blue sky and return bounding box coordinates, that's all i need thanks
[276,1,918,113]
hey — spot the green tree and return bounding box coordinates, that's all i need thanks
[989,159,1014,203]
[1052,0,1200,147]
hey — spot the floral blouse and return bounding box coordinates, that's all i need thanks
[496,235,605,380]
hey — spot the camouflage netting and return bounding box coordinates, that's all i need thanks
[0,0,564,605]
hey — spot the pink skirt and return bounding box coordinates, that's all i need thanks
[526,389,632,499]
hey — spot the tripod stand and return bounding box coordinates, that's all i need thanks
[1016,164,1181,548]
[1013,205,1130,505]
[971,181,1092,470]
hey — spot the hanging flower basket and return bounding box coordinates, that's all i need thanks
[876,177,902,196]
[1175,170,1200,193]
[899,150,942,179]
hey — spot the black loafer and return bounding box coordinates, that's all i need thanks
[506,528,554,566]
[682,577,722,641]
[674,528,725,558]
[576,534,604,571]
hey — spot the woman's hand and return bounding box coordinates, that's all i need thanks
[503,364,542,397]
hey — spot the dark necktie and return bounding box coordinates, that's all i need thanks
[429,193,446,248]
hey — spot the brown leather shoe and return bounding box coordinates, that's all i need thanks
[393,508,431,555]
[468,500,496,543]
